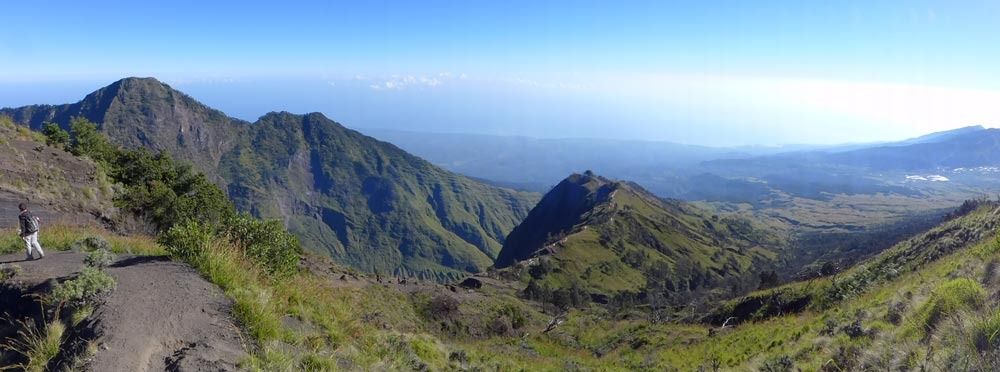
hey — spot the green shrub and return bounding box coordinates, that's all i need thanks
[162,216,300,278]
[496,303,527,330]
[41,122,69,147]
[300,353,337,371]
[917,278,986,332]
[223,215,301,277]
[71,236,111,252]
[160,220,215,262]
[760,355,794,372]
[50,267,117,305]
[84,249,117,268]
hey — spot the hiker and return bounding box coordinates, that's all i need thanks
[18,203,44,260]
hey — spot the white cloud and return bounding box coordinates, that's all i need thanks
[367,73,455,90]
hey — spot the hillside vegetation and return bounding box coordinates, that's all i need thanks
[0,117,113,228]
[152,195,1000,371]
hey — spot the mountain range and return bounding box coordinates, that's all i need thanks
[369,125,1000,204]
[6,77,1000,370]
[0,77,538,280]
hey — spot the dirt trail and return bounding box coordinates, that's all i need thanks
[0,251,246,371]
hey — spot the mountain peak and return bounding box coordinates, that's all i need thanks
[259,111,333,122]
[116,76,167,85]
[496,171,777,302]
[494,172,620,267]
[97,77,171,97]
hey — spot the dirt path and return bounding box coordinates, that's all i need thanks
[0,251,246,371]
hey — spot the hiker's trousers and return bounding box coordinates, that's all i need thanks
[22,232,44,258]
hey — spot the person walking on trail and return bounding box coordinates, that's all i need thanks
[18,203,44,260]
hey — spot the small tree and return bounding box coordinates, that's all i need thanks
[41,122,70,147]
[69,117,117,164]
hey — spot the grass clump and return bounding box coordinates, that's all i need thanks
[973,309,1000,353]
[916,278,985,334]
[2,318,66,372]
[69,304,95,327]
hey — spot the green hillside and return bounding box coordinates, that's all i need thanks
[0,78,539,280]
[496,172,784,309]
[220,111,537,278]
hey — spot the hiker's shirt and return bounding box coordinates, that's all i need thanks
[18,211,32,237]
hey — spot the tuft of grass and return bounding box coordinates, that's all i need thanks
[974,310,1000,352]
[915,278,985,334]
[2,318,66,372]
[70,304,95,327]
[299,353,337,371]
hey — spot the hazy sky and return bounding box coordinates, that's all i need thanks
[1,1,999,146]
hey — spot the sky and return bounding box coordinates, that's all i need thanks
[1,1,999,146]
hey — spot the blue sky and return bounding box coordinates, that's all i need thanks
[1,1,999,146]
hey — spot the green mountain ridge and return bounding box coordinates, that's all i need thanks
[0,77,539,279]
[496,171,784,307]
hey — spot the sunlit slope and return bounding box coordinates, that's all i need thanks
[497,172,782,302]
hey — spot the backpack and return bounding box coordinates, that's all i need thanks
[23,212,39,234]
